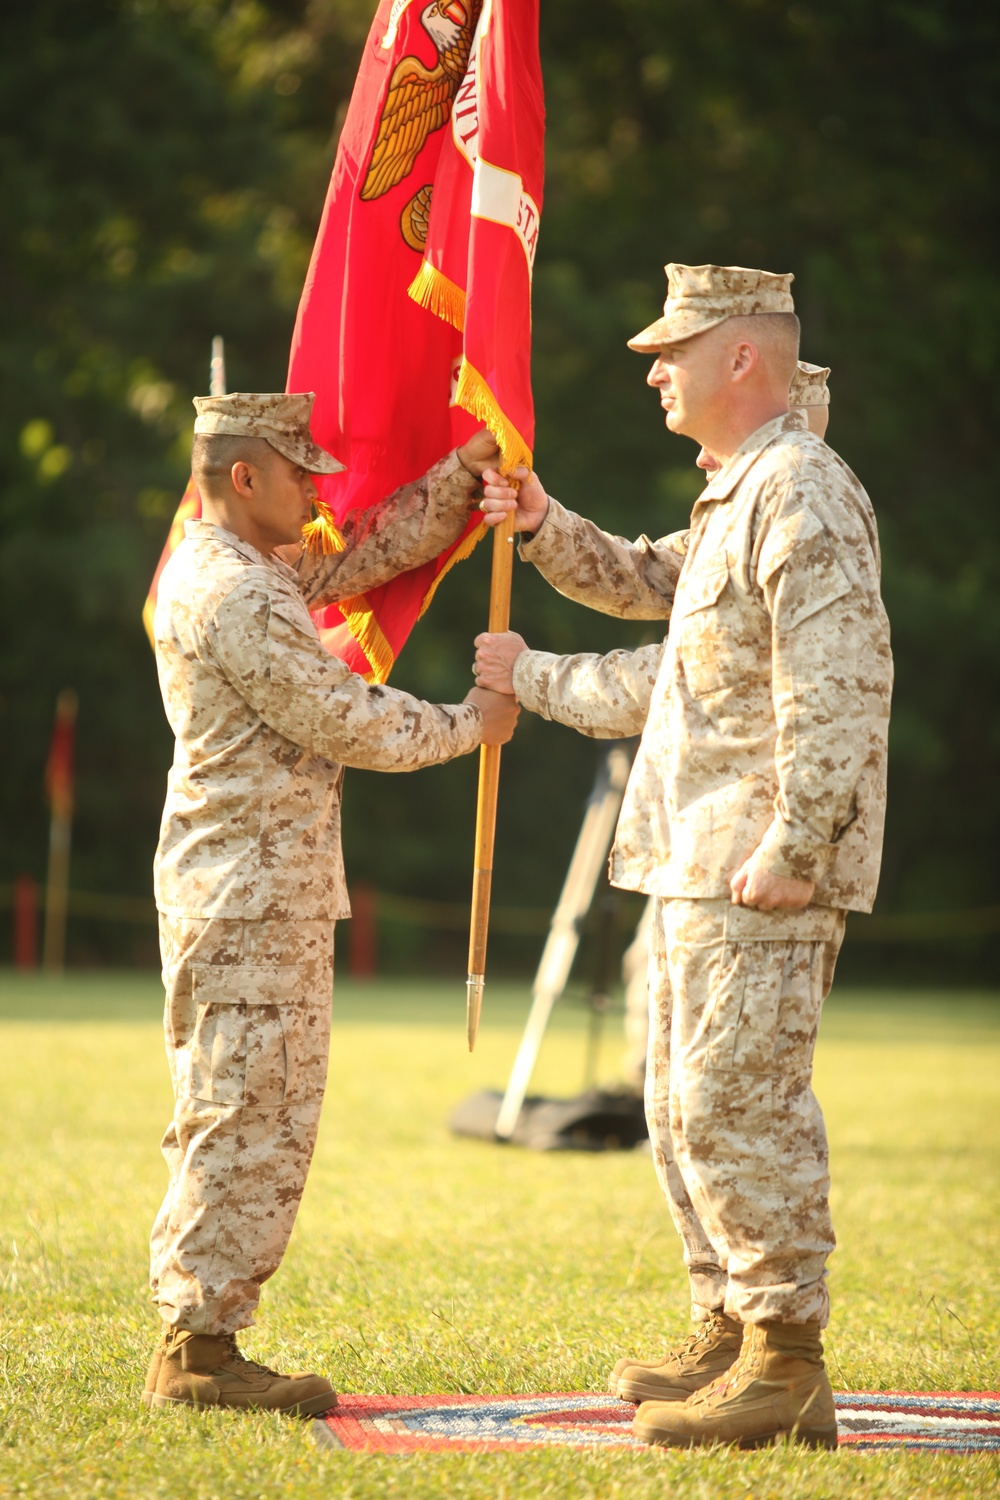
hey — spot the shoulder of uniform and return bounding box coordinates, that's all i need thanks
[761,426,826,472]
[759,432,869,507]
[209,563,303,621]
[755,446,879,582]
[160,539,290,629]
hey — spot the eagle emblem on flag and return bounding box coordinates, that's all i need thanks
[361,0,482,201]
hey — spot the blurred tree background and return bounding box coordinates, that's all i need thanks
[1,0,997,978]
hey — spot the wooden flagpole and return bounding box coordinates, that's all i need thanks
[466,506,517,1050]
[210,334,226,398]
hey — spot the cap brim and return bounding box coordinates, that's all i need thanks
[627,309,729,353]
[303,445,346,475]
[267,435,345,475]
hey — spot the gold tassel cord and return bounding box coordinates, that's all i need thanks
[407,261,467,331]
[299,338,528,684]
[301,500,348,556]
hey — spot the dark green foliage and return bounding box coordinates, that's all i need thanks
[1,0,997,975]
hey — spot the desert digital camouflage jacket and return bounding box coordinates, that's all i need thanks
[518,413,893,913]
[153,452,482,921]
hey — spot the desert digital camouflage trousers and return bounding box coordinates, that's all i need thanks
[150,915,334,1334]
[644,897,845,1327]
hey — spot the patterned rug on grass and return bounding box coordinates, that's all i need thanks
[313,1390,1000,1454]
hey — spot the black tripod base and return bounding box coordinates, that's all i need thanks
[449,1087,648,1151]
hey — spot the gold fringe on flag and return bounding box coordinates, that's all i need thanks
[302,502,396,679]
[407,261,467,331]
[339,599,396,683]
[301,500,348,555]
[418,518,488,620]
[454,358,533,476]
[315,594,395,684]
[303,489,484,682]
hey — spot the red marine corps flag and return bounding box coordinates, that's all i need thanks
[146,0,543,685]
[287,0,544,679]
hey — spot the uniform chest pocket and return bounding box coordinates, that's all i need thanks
[185,963,302,1107]
[675,561,761,700]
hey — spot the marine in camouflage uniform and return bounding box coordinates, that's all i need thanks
[474,267,892,1448]
[144,392,514,1414]
[522,362,834,1095]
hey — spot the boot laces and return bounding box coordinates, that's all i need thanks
[225,1335,281,1377]
[679,1313,725,1357]
[698,1323,762,1402]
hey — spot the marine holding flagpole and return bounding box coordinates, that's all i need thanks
[143,391,516,1415]
[475,264,892,1449]
[140,0,549,1413]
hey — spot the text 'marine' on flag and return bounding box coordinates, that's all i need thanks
[286,0,544,682]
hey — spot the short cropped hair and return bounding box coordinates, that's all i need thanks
[191,432,274,489]
[728,312,801,384]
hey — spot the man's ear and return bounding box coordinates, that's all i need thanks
[230,461,255,498]
[731,340,759,382]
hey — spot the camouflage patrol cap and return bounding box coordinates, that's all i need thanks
[789,360,831,408]
[192,392,344,474]
[628,263,796,353]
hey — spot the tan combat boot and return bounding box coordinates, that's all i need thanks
[632,1319,838,1450]
[610,1312,743,1402]
[142,1329,336,1416]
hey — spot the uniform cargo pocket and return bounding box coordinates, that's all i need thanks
[186,964,300,1106]
[705,941,783,1074]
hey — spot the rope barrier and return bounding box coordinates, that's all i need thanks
[0,884,997,941]
[0,884,157,924]
[847,906,1000,940]
[376,892,550,935]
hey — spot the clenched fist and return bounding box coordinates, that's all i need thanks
[456,428,502,478]
[478,467,549,533]
[465,685,520,745]
[730,851,815,911]
[473,630,526,696]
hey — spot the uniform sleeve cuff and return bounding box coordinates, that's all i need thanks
[458,702,484,751]
[511,650,559,717]
[755,817,836,884]
[517,497,564,560]
[436,448,481,492]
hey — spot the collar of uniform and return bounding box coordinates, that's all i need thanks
[183,518,299,581]
[697,410,808,504]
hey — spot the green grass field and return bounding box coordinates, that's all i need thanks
[0,970,998,1499]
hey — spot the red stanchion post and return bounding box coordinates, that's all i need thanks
[349,882,377,980]
[43,688,78,974]
[14,874,39,970]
